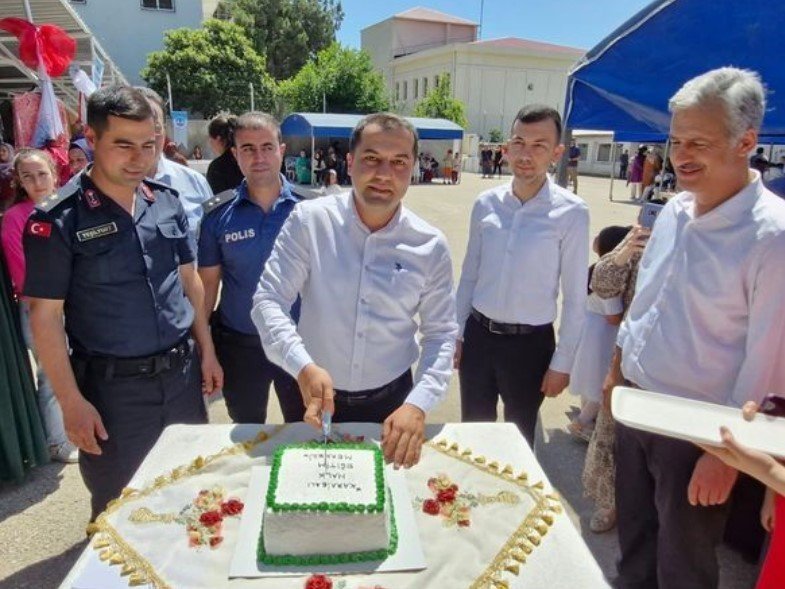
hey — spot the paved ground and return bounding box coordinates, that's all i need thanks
[0,173,758,588]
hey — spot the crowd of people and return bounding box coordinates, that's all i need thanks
[1,65,784,589]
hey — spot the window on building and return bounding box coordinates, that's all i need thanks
[423,77,428,95]
[414,78,419,100]
[578,143,589,161]
[141,0,174,10]
[403,81,408,101]
[596,143,613,162]
[395,82,400,102]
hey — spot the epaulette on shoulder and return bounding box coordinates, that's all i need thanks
[202,189,235,214]
[142,177,179,199]
[38,186,76,213]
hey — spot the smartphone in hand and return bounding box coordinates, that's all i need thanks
[640,202,665,229]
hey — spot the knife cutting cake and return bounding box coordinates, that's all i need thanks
[258,442,398,565]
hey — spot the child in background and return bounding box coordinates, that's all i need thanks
[568,225,631,441]
[0,148,78,463]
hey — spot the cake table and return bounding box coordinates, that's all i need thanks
[60,422,609,589]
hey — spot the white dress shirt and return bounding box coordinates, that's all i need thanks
[251,191,458,413]
[618,172,785,407]
[155,157,213,240]
[455,178,590,373]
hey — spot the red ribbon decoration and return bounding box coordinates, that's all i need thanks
[0,17,76,77]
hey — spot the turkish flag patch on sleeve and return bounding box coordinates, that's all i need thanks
[26,220,53,238]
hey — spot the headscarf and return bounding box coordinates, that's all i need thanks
[68,137,93,162]
[0,142,15,172]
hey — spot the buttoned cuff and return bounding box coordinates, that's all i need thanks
[548,348,574,374]
[404,385,439,414]
[283,345,314,380]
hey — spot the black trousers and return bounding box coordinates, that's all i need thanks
[333,371,413,424]
[73,340,207,520]
[211,322,302,424]
[614,422,731,589]
[459,314,555,446]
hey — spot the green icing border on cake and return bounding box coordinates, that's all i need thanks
[257,488,399,567]
[266,442,384,515]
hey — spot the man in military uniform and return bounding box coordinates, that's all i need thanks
[23,86,222,520]
[198,112,302,423]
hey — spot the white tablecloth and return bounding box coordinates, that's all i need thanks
[60,422,610,589]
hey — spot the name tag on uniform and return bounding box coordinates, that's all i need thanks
[76,222,118,242]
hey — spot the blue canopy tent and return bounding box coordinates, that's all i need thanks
[282,113,464,187]
[281,113,465,141]
[563,0,785,197]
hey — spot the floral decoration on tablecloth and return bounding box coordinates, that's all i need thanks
[417,473,521,528]
[304,574,389,589]
[84,427,283,588]
[426,439,564,589]
[128,486,244,549]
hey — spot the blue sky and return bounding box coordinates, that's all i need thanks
[336,0,653,51]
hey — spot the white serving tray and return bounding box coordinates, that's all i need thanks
[229,465,427,578]
[611,386,785,459]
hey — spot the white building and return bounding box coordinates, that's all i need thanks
[362,7,584,137]
[68,0,216,85]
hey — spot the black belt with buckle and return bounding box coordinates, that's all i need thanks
[471,308,551,336]
[334,371,412,406]
[75,339,191,379]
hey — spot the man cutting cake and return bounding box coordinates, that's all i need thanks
[252,113,458,469]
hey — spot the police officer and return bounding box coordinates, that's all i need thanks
[198,112,302,423]
[23,86,223,520]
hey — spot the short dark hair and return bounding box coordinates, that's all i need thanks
[208,113,238,148]
[234,112,282,143]
[135,86,165,110]
[350,113,418,158]
[512,104,563,140]
[87,85,154,137]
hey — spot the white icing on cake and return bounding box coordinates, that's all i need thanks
[262,445,392,559]
[272,447,378,506]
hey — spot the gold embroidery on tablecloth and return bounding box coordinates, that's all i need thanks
[85,426,285,589]
[428,438,563,589]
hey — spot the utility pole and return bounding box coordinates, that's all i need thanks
[165,72,174,116]
[250,82,255,111]
[323,92,326,113]
[479,0,485,40]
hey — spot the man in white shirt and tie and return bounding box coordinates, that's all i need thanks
[455,105,589,445]
[252,113,458,469]
[608,67,785,588]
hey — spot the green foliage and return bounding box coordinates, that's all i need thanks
[488,127,504,143]
[216,0,344,81]
[278,43,389,114]
[413,75,468,129]
[142,19,275,118]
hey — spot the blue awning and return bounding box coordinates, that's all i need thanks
[281,113,464,140]
[565,0,785,138]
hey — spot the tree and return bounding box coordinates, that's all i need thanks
[142,19,275,118]
[413,75,468,129]
[216,0,344,81]
[278,43,389,114]
[488,128,504,143]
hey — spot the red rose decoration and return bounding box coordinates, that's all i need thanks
[422,499,441,515]
[221,498,244,516]
[199,510,223,527]
[305,574,333,589]
[209,535,224,548]
[437,488,457,503]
